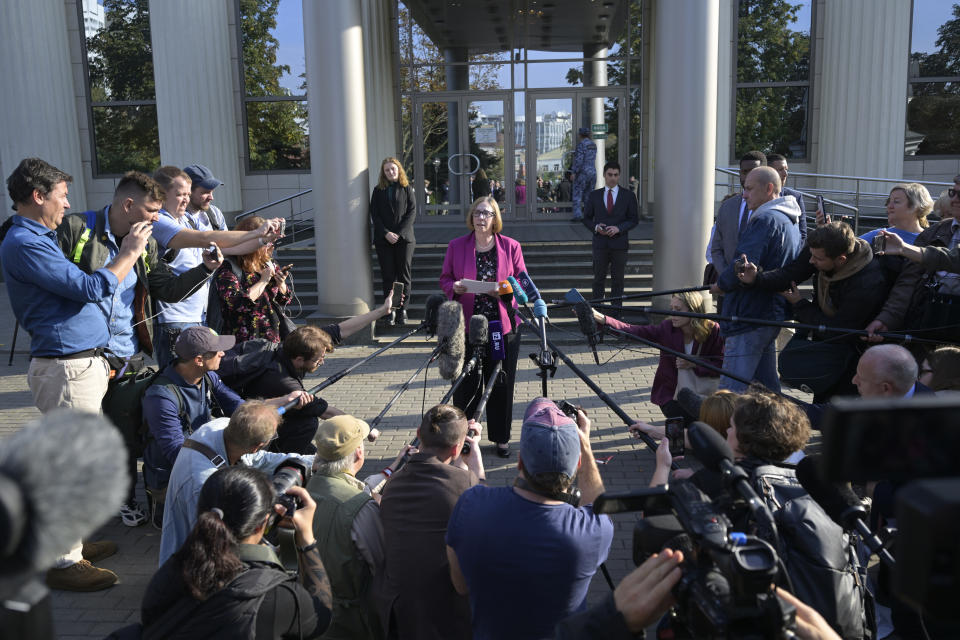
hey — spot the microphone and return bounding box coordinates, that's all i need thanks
[497,280,516,332]
[533,299,552,366]
[423,293,446,337]
[688,422,779,541]
[469,314,489,350]
[0,410,129,599]
[573,301,601,365]
[489,320,507,362]
[795,455,894,566]
[437,300,466,380]
[516,270,542,303]
[506,276,528,306]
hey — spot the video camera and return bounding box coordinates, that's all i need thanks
[820,396,960,623]
[596,478,794,639]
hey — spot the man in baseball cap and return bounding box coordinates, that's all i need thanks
[445,397,614,639]
[182,164,227,230]
[142,325,307,528]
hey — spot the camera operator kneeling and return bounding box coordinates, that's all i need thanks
[140,466,332,639]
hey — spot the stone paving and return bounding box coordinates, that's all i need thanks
[0,294,811,639]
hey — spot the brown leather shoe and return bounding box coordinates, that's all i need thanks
[46,560,118,592]
[81,540,118,562]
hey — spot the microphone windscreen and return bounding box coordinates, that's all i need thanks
[688,421,734,472]
[437,301,466,379]
[506,277,527,305]
[533,299,548,319]
[517,270,542,302]
[489,320,507,361]
[0,410,128,595]
[468,315,489,348]
[497,280,513,296]
[423,294,446,336]
[574,301,596,338]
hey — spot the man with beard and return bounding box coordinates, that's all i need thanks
[234,292,395,453]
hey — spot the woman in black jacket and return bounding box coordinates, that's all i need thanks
[370,157,416,325]
[141,466,332,639]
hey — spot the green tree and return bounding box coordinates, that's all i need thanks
[734,0,810,158]
[240,0,309,170]
[907,3,960,155]
[85,0,159,174]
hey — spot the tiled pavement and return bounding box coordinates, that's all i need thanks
[0,292,811,639]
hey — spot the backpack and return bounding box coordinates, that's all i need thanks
[751,463,875,640]
[217,339,280,396]
[102,367,165,458]
[206,257,243,334]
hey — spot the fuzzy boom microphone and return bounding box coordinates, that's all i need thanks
[437,300,466,380]
[0,411,128,599]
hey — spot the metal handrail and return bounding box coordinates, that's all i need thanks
[236,189,312,220]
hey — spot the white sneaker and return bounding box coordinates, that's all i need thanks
[119,500,146,527]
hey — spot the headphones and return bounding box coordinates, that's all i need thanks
[514,476,581,507]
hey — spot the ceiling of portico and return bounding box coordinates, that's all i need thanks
[403,0,630,54]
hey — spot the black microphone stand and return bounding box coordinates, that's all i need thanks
[527,313,557,398]
[512,310,677,469]
[364,343,444,433]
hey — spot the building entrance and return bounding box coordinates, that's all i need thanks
[412,87,628,223]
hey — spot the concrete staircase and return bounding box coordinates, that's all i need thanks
[276,239,656,337]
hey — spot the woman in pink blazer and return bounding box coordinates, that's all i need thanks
[440,197,526,456]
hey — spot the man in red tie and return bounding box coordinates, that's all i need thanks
[582,161,639,317]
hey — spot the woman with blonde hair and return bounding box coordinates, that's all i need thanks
[214,215,292,344]
[595,290,723,422]
[440,196,526,457]
[859,182,933,246]
[370,156,417,325]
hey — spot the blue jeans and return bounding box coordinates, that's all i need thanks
[719,326,782,393]
[153,321,200,368]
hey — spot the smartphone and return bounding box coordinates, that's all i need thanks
[280,263,294,274]
[203,243,218,260]
[734,256,746,276]
[816,194,825,212]
[872,233,886,254]
[391,282,405,309]
[557,399,579,417]
[665,417,685,457]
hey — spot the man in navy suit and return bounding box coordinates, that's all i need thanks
[768,153,808,242]
[582,161,639,316]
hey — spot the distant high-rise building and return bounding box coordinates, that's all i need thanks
[81,0,105,41]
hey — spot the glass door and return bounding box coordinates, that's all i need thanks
[524,88,628,220]
[413,93,512,221]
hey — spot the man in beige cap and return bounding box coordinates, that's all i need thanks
[306,415,389,640]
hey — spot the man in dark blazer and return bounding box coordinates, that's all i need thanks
[582,161,639,315]
[768,153,808,243]
[711,150,766,274]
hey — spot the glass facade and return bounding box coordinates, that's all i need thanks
[78,0,160,176]
[907,0,960,156]
[238,0,309,171]
[397,0,643,219]
[734,0,813,160]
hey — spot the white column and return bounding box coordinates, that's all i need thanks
[362,0,399,193]
[304,0,372,318]
[715,0,735,197]
[149,0,242,212]
[585,45,608,186]
[652,0,719,297]
[0,0,87,208]
[817,0,910,188]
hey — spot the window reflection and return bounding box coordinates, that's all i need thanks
[908,0,960,155]
[80,0,159,175]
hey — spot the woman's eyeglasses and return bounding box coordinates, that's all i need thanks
[473,209,495,219]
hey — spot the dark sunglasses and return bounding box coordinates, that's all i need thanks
[950,188,959,198]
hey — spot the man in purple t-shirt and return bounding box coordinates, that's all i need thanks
[445,398,614,640]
